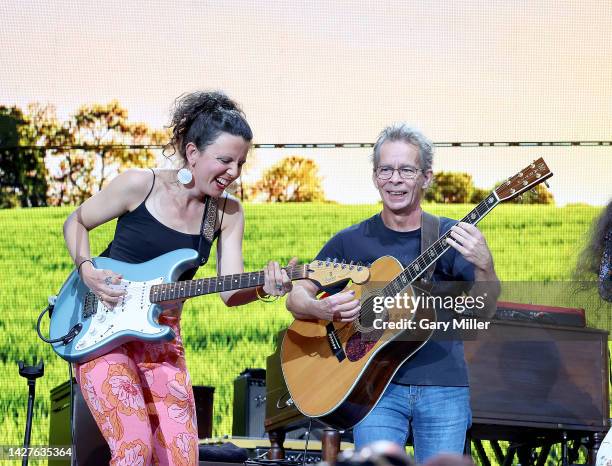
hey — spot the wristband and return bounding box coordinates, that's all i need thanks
[77,259,94,276]
[256,286,279,303]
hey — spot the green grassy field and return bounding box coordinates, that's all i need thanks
[0,202,606,453]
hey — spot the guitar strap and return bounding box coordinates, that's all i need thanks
[197,195,219,266]
[421,211,440,282]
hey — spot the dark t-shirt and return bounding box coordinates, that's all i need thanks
[100,171,220,280]
[315,213,475,386]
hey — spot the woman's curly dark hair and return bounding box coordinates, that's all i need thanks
[164,90,253,164]
[576,200,612,279]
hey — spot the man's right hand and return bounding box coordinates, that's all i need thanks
[316,290,361,322]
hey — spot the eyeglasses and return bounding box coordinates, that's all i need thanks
[375,166,422,180]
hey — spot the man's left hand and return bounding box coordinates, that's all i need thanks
[446,222,494,272]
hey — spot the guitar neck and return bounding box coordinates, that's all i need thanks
[384,192,500,297]
[150,265,308,303]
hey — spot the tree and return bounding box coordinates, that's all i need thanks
[424,172,475,203]
[470,187,490,204]
[49,101,161,205]
[248,156,325,202]
[0,105,49,207]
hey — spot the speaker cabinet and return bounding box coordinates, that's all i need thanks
[49,379,109,466]
[49,380,215,465]
[232,369,267,438]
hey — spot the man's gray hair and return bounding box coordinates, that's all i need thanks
[371,123,434,172]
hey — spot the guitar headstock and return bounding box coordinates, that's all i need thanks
[494,158,553,202]
[306,259,370,286]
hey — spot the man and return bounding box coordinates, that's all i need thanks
[286,123,500,463]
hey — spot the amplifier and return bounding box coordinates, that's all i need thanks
[232,368,267,438]
[494,301,586,327]
[233,369,318,440]
[50,380,214,465]
[49,379,109,466]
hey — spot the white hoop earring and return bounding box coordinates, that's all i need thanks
[177,168,193,185]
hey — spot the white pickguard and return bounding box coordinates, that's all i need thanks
[75,277,165,351]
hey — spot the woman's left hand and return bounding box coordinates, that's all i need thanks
[263,257,299,296]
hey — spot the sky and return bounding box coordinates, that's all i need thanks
[1,0,610,204]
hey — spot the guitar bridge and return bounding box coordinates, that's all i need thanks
[326,323,346,362]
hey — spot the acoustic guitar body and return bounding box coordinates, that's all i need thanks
[281,255,435,430]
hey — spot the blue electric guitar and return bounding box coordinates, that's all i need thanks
[47,248,369,363]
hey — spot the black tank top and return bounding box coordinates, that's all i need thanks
[102,170,223,280]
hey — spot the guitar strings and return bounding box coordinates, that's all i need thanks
[152,260,364,300]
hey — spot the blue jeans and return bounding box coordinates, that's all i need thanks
[353,384,471,464]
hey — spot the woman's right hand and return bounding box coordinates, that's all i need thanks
[79,262,126,309]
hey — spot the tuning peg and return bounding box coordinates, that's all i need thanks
[333,258,339,268]
[349,260,354,270]
[544,181,550,188]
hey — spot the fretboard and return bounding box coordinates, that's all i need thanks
[383,192,500,297]
[150,265,308,303]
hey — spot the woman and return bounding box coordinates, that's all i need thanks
[576,200,612,303]
[574,200,611,466]
[63,91,293,465]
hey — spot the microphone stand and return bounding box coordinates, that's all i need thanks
[18,359,44,466]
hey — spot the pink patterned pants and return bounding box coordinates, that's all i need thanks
[74,315,199,466]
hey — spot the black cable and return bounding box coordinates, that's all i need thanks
[36,305,61,343]
[302,418,313,466]
[68,363,76,466]
[36,303,81,345]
